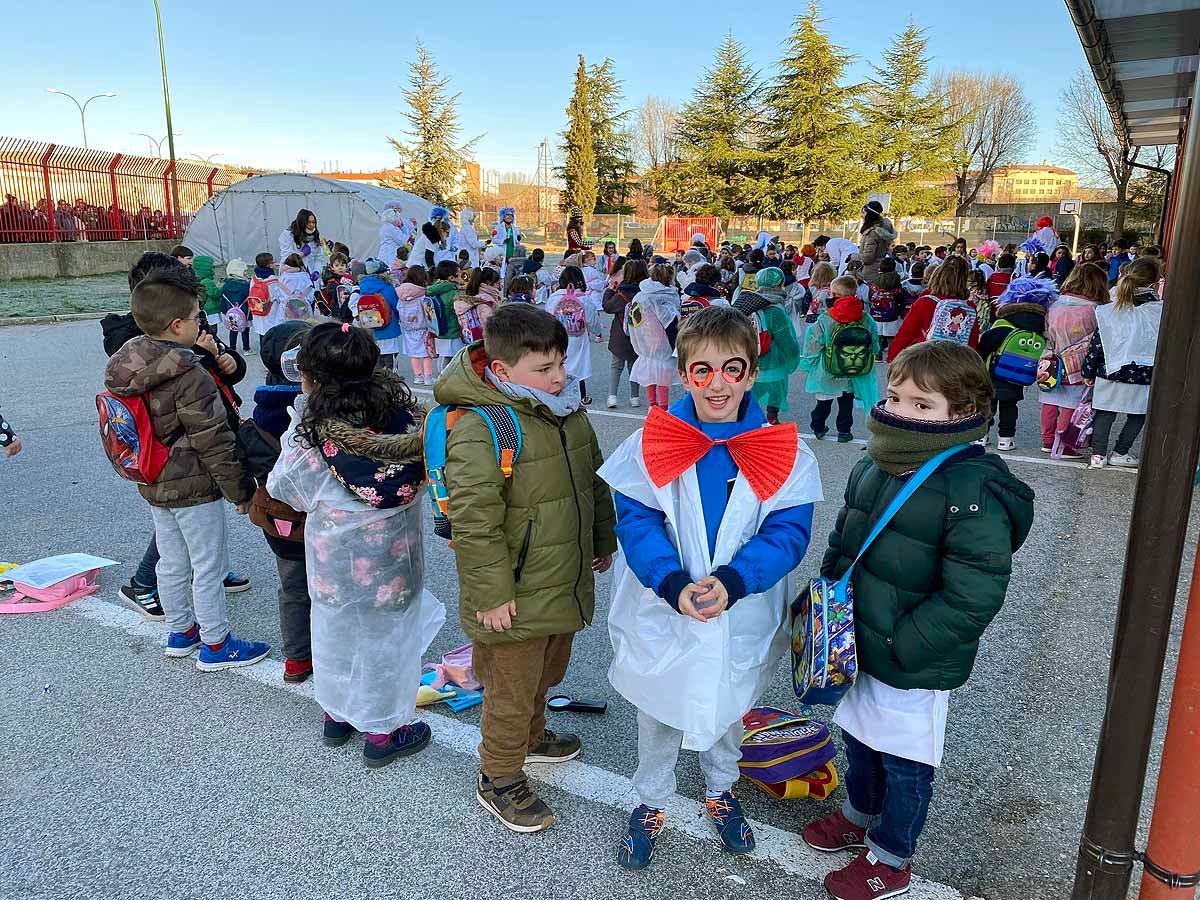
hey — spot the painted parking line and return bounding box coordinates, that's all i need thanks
[69,595,976,900]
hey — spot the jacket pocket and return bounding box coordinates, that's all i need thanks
[512,519,535,584]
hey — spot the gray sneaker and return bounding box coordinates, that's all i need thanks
[476,773,555,833]
[526,729,582,764]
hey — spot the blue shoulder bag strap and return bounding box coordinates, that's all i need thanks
[836,443,971,595]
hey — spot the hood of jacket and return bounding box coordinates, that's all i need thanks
[104,335,197,396]
[435,343,553,419]
[261,321,311,385]
[193,256,216,280]
[829,295,865,323]
[100,311,143,357]
[359,274,394,296]
[461,210,476,226]
[637,278,679,299]
[864,218,897,242]
[395,283,426,302]
[312,413,425,467]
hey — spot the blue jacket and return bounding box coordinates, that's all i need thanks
[358,274,402,342]
[615,393,813,610]
[1108,252,1130,286]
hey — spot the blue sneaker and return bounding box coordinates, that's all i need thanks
[617,805,665,870]
[223,572,251,594]
[164,626,201,658]
[706,791,755,854]
[363,721,432,768]
[195,633,271,672]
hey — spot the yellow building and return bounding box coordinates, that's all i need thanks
[986,162,1078,203]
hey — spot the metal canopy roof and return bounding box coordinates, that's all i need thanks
[1067,0,1200,146]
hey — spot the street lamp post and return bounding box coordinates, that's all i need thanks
[133,132,182,158]
[46,88,116,149]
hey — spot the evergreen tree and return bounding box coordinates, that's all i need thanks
[587,59,637,215]
[386,41,478,210]
[759,3,869,224]
[560,55,598,218]
[859,21,958,217]
[654,32,764,216]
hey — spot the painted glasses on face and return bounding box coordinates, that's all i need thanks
[687,356,749,389]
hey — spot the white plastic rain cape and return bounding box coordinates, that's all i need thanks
[599,428,822,751]
[268,409,445,733]
[627,280,680,387]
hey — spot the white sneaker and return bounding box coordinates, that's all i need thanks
[1108,453,1139,468]
[997,437,1015,452]
[630,396,640,408]
[606,395,618,409]
[1089,454,1108,469]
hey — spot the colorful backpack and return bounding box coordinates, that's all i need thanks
[751,310,773,356]
[222,302,249,334]
[926,298,977,344]
[424,294,449,337]
[791,443,968,706]
[738,707,840,801]
[825,319,875,378]
[679,293,711,321]
[806,288,831,324]
[868,285,902,323]
[457,302,488,342]
[555,287,588,337]
[95,392,170,484]
[423,405,523,541]
[1053,391,1094,459]
[247,276,274,317]
[357,293,392,330]
[282,291,311,321]
[988,320,1047,386]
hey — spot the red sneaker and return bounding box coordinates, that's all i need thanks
[802,809,867,852]
[824,850,911,900]
[284,658,313,684]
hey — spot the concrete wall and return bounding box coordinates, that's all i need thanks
[0,240,177,280]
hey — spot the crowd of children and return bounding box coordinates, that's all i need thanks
[93,204,1172,900]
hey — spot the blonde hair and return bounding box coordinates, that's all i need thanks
[649,263,675,287]
[830,275,859,297]
[1059,262,1110,304]
[1115,257,1162,310]
[809,262,836,291]
[926,255,969,300]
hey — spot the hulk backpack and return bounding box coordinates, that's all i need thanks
[988,319,1046,386]
[247,276,274,317]
[423,405,523,541]
[554,287,588,337]
[926,298,977,344]
[825,319,874,377]
[96,392,170,484]
[357,293,392,330]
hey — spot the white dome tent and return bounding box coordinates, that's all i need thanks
[182,173,433,265]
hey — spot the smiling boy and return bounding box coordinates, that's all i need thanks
[599,305,823,870]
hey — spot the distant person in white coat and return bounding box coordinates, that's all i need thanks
[278,208,327,280]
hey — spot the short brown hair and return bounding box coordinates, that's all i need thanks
[131,265,202,336]
[1059,261,1109,303]
[676,305,758,372]
[649,263,675,287]
[926,255,969,300]
[830,275,858,296]
[484,302,568,365]
[887,341,994,416]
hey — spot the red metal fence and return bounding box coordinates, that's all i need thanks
[0,137,254,243]
[659,216,720,252]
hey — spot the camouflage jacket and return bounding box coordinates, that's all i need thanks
[104,336,254,509]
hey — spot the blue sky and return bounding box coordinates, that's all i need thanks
[8,1,1087,177]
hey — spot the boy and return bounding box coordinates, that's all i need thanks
[599,305,821,869]
[104,265,269,671]
[429,260,464,373]
[436,304,616,833]
[803,341,1033,900]
[732,265,801,424]
[319,252,352,320]
[193,255,222,329]
[170,244,193,267]
[221,258,253,352]
[800,275,879,442]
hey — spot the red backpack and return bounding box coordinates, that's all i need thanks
[357,293,392,330]
[987,272,1012,300]
[247,276,274,316]
[96,392,170,484]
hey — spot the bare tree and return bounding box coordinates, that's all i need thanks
[1057,67,1140,238]
[635,96,679,172]
[932,70,1035,216]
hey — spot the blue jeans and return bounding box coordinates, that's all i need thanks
[841,730,936,868]
[134,535,159,588]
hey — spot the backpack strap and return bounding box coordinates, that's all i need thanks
[465,405,523,478]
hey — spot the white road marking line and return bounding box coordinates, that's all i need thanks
[69,595,975,899]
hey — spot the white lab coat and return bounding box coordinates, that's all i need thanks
[378,221,409,269]
[599,429,822,751]
[545,287,597,381]
[278,228,328,277]
[459,211,481,268]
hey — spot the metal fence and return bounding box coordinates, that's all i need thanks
[0,137,253,243]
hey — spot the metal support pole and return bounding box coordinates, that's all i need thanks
[1072,214,1081,256]
[40,144,56,242]
[1071,73,1200,900]
[152,0,180,222]
[108,154,123,240]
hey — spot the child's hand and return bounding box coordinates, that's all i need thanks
[235,501,250,515]
[477,600,517,632]
[4,437,22,458]
[592,554,613,573]
[217,354,237,375]
[195,331,218,356]
[692,576,729,620]
[676,584,710,623]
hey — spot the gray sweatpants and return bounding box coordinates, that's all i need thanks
[150,500,231,645]
[633,710,744,809]
[276,556,311,661]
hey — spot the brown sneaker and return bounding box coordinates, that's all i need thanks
[525,729,582,764]
[803,809,868,852]
[476,773,556,833]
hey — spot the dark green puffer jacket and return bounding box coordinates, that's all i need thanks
[436,343,618,645]
[820,451,1034,690]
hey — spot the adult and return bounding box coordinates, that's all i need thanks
[377,205,412,271]
[410,214,451,273]
[858,199,897,281]
[1029,216,1059,259]
[279,208,327,278]
[566,207,586,256]
[458,209,481,269]
[491,207,522,278]
[1050,245,1075,288]
[813,233,859,276]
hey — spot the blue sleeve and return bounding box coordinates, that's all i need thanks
[614,491,688,605]
[724,502,814,603]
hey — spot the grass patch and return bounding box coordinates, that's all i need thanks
[0,273,130,318]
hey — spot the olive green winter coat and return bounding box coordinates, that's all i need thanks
[435,344,617,644]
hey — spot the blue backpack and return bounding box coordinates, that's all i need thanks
[791,444,969,706]
[423,404,522,540]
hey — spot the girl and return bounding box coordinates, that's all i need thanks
[732,265,802,425]
[1027,252,1053,281]
[267,323,445,767]
[1038,261,1107,454]
[803,261,838,328]
[507,275,535,304]
[602,258,647,409]
[545,265,596,404]
[396,266,435,385]
[888,256,980,360]
[967,269,994,333]
[279,253,317,320]
[1051,245,1075,287]
[796,244,816,286]
[718,250,738,294]
[627,263,679,409]
[279,208,328,277]
[455,266,501,344]
[355,259,401,370]
[627,238,645,261]
[581,251,610,343]
[1083,257,1162,469]
[869,257,905,357]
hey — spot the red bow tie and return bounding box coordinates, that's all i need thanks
[641,406,798,501]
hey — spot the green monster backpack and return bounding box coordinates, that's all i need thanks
[825,320,875,378]
[988,319,1047,386]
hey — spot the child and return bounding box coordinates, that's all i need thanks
[1083,256,1162,469]
[802,275,880,441]
[628,263,681,409]
[434,303,616,832]
[977,278,1055,451]
[170,244,193,267]
[194,256,222,329]
[581,251,610,343]
[545,265,596,403]
[681,263,727,319]
[249,252,288,350]
[427,260,463,374]
[103,265,268,670]
[1,405,20,457]
[396,266,435,385]
[457,250,472,287]
[988,252,1016,303]
[732,266,801,425]
[392,245,410,281]
[803,340,1033,900]
[868,257,904,357]
[319,252,352,321]
[456,266,501,344]
[967,269,993,333]
[888,256,979,361]
[268,322,445,766]
[902,260,926,300]
[356,258,402,370]
[220,258,252,352]
[603,259,648,409]
[507,275,535,304]
[804,261,838,327]
[600,305,821,870]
